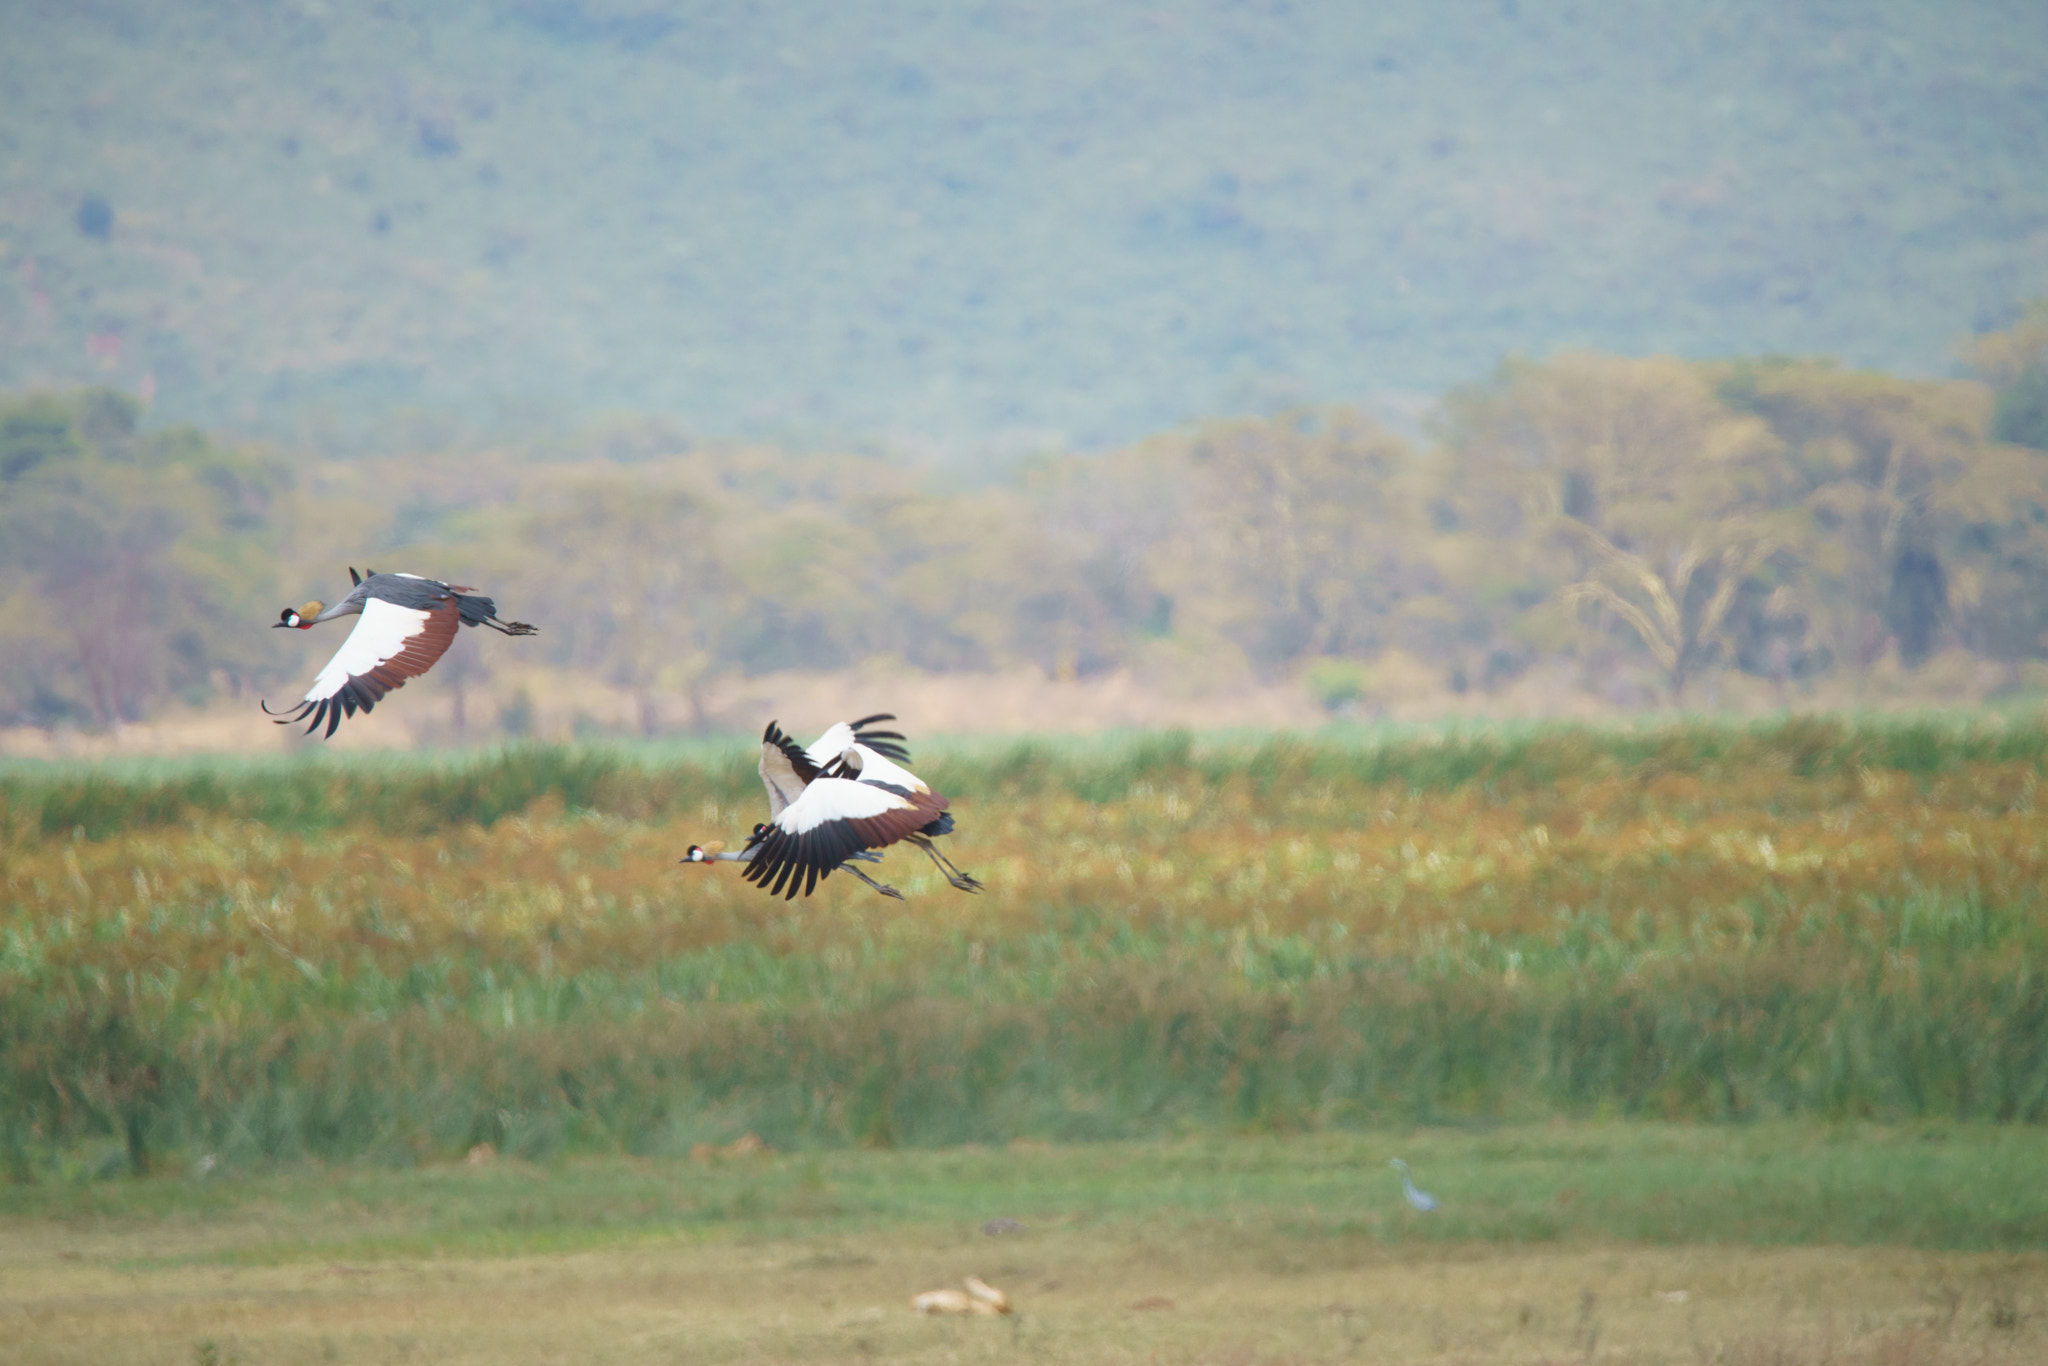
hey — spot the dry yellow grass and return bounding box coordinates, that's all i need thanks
[3,1213,2043,1365]
[9,744,2042,979]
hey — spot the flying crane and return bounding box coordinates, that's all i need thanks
[685,714,982,899]
[264,568,536,738]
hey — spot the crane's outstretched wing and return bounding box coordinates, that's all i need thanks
[803,713,911,767]
[821,742,934,795]
[263,597,460,738]
[759,720,822,818]
[741,777,947,900]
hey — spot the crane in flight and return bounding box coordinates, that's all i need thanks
[264,568,536,738]
[685,714,981,899]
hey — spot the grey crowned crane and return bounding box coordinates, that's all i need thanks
[263,568,537,737]
[686,713,910,898]
[684,714,983,900]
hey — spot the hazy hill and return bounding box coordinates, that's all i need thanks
[2,0,2045,453]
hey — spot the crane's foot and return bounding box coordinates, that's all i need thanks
[846,864,906,900]
[919,843,984,893]
[904,833,982,893]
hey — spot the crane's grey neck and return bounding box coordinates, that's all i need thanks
[313,589,368,623]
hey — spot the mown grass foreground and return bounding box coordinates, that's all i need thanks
[4,1126,2046,1365]
[3,716,2048,1175]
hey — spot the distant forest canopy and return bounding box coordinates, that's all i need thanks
[4,0,2047,449]
[3,312,2048,732]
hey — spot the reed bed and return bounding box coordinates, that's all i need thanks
[3,716,2046,1175]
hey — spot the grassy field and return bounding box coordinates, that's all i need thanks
[4,1124,2047,1365]
[5,716,2048,1361]
[4,715,2047,1176]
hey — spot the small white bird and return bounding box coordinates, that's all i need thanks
[1390,1158,1439,1212]
[912,1276,1011,1316]
[263,568,536,737]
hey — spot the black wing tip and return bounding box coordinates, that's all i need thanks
[261,697,330,737]
[261,687,376,740]
[762,720,811,763]
[766,716,908,763]
[739,822,867,901]
[849,713,911,762]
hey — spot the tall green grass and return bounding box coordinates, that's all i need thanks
[7,927,2044,1177]
[7,713,2043,837]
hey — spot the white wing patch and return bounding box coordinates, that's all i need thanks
[803,722,856,768]
[840,744,931,794]
[305,598,436,702]
[777,777,913,835]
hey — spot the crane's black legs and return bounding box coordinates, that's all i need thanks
[481,617,539,636]
[842,862,906,900]
[908,834,983,893]
[688,838,958,899]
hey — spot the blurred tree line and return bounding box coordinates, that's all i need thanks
[5,314,2048,731]
[0,391,289,727]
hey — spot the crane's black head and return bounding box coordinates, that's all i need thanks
[275,600,323,628]
[681,840,725,864]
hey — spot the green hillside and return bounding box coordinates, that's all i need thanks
[2,0,2045,451]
